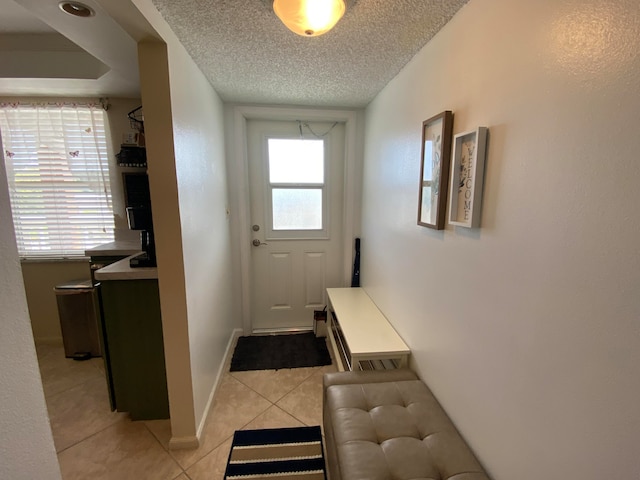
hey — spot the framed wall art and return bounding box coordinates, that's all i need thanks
[417,110,454,230]
[448,127,488,228]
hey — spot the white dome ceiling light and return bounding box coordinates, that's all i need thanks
[272,0,347,37]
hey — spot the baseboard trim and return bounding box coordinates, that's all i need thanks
[196,328,242,439]
[251,327,313,335]
[169,328,242,450]
[168,435,199,450]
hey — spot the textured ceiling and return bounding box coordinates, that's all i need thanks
[151,0,469,107]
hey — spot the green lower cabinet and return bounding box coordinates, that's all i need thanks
[100,279,169,420]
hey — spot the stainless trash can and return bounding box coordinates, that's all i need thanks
[54,279,101,359]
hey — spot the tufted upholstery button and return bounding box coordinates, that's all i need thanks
[370,405,421,441]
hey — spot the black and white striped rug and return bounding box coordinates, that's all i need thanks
[224,426,326,480]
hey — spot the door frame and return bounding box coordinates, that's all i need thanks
[232,106,360,335]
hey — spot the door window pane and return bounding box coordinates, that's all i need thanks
[268,139,324,183]
[272,188,322,230]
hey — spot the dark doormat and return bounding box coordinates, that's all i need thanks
[230,333,332,372]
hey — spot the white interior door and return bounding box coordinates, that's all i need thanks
[247,119,345,332]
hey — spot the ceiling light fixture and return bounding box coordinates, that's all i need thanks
[58,1,95,18]
[272,0,346,37]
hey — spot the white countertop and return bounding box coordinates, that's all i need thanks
[85,241,142,257]
[94,254,158,281]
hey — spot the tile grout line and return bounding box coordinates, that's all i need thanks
[54,415,125,455]
[41,343,333,479]
[228,365,321,404]
[43,373,108,404]
[39,357,106,400]
[167,372,274,470]
[143,421,187,477]
[228,375,294,405]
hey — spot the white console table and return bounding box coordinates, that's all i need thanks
[326,288,410,371]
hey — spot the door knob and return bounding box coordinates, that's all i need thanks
[252,239,268,247]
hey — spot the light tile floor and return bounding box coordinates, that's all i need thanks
[36,339,336,480]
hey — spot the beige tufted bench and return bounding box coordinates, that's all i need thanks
[323,369,490,480]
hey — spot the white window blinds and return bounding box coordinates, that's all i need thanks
[0,102,114,259]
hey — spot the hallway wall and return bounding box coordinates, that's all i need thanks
[134,0,235,446]
[0,141,61,479]
[361,0,640,478]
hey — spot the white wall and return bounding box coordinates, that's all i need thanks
[361,0,640,478]
[0,143,61,478]
[134,0,236,446]
[164,36,234,436]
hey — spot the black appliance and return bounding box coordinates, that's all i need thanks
[126,206,156,267]
[122,172,156,267]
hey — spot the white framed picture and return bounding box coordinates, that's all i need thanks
[448,127,488,228]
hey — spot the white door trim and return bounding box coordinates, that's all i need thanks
[232,105,359,335]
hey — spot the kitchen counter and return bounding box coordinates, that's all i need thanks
[88,240,166,420]
[85,240,142,257]
[94,254,158,281]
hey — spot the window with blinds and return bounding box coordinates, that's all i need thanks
[0,103,114,259]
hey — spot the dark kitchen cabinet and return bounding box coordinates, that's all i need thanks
[99,278,169,420]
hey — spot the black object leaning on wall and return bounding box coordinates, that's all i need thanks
[351,238,360,287]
